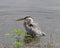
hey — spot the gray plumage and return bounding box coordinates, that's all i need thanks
[16,16,46,38]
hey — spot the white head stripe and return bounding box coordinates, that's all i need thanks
[27,18,33,22]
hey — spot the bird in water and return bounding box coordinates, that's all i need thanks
[16,16,46,43]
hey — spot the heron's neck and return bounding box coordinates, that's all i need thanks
[30,19,33,23]
[24,22,28,29]
[24,20,33,27]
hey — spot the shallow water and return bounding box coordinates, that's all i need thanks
[0,0,60,48]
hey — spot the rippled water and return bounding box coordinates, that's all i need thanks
[0,0,60,48]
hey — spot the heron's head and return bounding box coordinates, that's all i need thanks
[16,16,33,23]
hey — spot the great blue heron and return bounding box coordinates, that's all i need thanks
[16,16,46,43]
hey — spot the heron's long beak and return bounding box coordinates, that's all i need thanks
[16,18,25,21]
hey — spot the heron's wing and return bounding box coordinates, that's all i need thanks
[25,23,41,36]
[25,22,46,37]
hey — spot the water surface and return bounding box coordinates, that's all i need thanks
[0,0,60,48]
